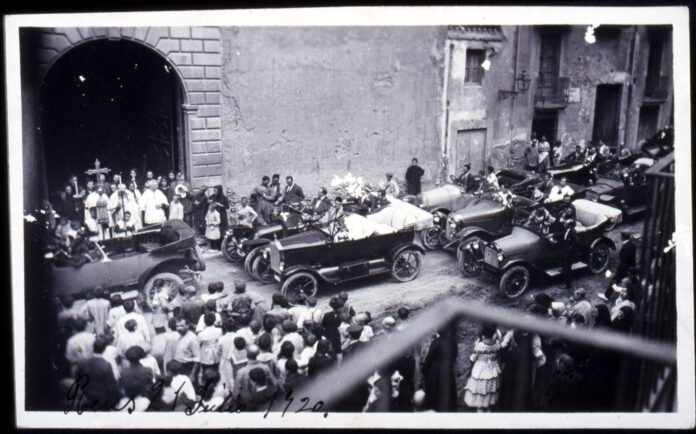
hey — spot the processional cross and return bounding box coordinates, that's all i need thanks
[85,159,111,186]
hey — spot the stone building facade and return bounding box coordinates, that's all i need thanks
[20,25,673,211]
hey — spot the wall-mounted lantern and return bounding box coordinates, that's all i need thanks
[498,70,531,101]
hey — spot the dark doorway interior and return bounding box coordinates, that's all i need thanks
[531,110,558,144]
[40,39,184,191]
[592,84,622,146]
[637,104,660,144]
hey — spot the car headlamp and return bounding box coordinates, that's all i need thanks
[497,252,504,262]
[449,221,457,230]
[262,249,270,260]
[472,241,480,250]
[433,215,441,224]
[279,262,284,272]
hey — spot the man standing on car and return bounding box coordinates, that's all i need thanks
[560,218,579,289]
[405,158,425,195]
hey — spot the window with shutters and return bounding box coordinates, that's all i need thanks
[465,49,485,84]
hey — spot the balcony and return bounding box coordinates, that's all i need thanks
[534,76,570,110]
[644,75,669,100]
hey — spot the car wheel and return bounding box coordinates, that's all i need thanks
[588,242,611,274]
[421,227,443,250]
[458,238,484,277]
[499,265,530,299]
[143,272,184,309]
[281,272,318,304]
[391,249,422,282]
[221,235,245,263]
[251,254,275,284]
[245,246,265,280]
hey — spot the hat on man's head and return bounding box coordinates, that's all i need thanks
[234,280,246,293]
[125,345,146,363]
[282,319,298,333]
[185,285,197,295]
[329,296,344,309]
[347,323,364,335]
[382,316,396,328]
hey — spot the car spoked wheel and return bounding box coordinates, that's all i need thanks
[245,246,265,280]
[588,243,611,273]
[457,237,484,277]
[143,272,184,309]
[391,249,422,282]
[499,265,530,299]
[251,255,275,284]
[281,272,318,304]
[221,236,245,263]
[421,226,443,250]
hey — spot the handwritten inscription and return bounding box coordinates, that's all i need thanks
[64,375,328,417]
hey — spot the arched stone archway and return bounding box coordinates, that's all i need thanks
[32,26,224,188]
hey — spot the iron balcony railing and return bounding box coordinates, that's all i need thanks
[534,76,570,109]
[644,75,669,100]
[272,297,677,415]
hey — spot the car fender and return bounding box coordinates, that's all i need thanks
[243,238,272,249]
[590,236,616,252]
[139,257,199,288]
[281,265,323,282]
[456,227,495,244]
[388,242,426,263]
[500,258,533,273]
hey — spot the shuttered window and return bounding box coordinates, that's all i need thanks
[465,49,485,84]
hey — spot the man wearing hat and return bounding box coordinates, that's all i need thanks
[380,172,400,197]
[322,297,345,359]
[600,231,638,302]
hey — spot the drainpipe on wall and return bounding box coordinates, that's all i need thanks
[507,25,520,168]
[441,41,454,182]
[622,25,639,152]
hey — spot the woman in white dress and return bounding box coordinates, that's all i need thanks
[464,324,503,412]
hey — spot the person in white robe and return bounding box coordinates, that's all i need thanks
[140,180,169,225]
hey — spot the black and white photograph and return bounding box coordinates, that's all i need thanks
[7,6,694,429]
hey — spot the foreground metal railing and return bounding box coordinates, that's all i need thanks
[271,297,676,412]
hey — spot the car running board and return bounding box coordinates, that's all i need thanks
[625,205,646,216]
[544,261,587,277]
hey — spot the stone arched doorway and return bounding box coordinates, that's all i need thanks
[40,38,187,184]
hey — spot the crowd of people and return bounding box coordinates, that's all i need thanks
[462,266,640,412]
[55,274,452,413]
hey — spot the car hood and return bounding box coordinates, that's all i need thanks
[492,226,540,256]
[420,183,466,208]
[590,177,624,193]
[450,200,505,223]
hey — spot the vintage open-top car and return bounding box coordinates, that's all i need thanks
[247,197,433,282]
[462,206,615,298]
[48,219,206,307]
[584,160,651,216]
[410,169,542,250]
[261,213,425,303]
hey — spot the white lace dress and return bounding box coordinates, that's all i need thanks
[464,338,502,409]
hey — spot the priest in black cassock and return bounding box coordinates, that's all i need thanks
[405,158,425,195]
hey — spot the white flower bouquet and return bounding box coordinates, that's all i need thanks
[330,172,370,200]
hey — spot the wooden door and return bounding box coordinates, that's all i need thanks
[592,84,622,146]
[455,129,487,174]
[637,105,660,143]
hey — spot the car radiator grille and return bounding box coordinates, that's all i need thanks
[484,247,499,268]
[270,246,281,272]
